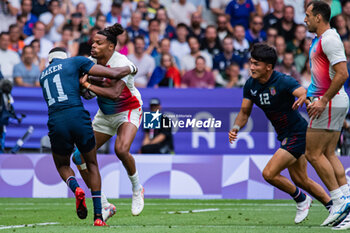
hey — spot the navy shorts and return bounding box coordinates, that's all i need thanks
[47,107,96,155]
[280,132,306,159]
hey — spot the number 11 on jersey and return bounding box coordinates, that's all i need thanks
[43,74,68,106]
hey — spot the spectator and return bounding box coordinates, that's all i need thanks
[273,5,297,43]
[300,58,311,89]
[170,23,190,60]
[94,13,106,30]
[20,0,38,37]
[286,24,306,55]
[180,36,212,75]
[38,0,64,42]
[225,0,255,30]
[148,53,181,88]
[141,98,174,154]
[154,38,181,68]
[106,1,128,28]
[0,0,19,33]
[16,14,28,39]
[263,0,284,31]
[121,0,136,21]
[54,25,78,57]
[188,0,206,15]
[147,0,164,20]
[224,62,245,88]
[155,8,176,40]
[217,14,232,42]
[188,12,206,41]
[75,2,90,30]
[181,56,215,88]
[284,0,306,24]
[342,0,350,32]
[275,35,286,64]
[210,0,230,16]
[24,21,54,60]
[69,12,89,42]
[29,39,45,71]
[8,24,25,53]
[266,27,278,47]
[0,32,20,82]
[200,25,223,58]
[245,14,266,44]
[233,24,250,60]
[128,36,156,88]
[168,0,196,27]
[294,37,312,73]
[136,0,150,28]
[116,30,133,56]
[126,11,148,42]
[145,18,162,56]
[13,45,40,87]
[330,14,349,41]
[275,51,301,83]
[78,26,100,57]
[31,0,48,17]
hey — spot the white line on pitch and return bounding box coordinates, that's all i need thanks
[167,208,220,214]
[0,222,59,230]
[109,225,325,229]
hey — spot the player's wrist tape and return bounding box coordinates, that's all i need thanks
[232,125,240,131]
[128,64,137,74]
[86,83,91,89]
[77,163,87,170]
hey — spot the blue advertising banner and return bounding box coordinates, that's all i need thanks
[10,87,311,154]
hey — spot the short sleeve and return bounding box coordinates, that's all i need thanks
[13,64,21,78]
[73,56,95,74]
[243,79,252,99]
[283,75,301,94]
[322,31,347,66]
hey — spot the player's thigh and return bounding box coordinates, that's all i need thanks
[264,148,297,177]
[52,152,71,170]
[94,130,112,149]
[115,122,138,152]
[305,128,329,157]
[47,115,74,155]
[70,110,96,154]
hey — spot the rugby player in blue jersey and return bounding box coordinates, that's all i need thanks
[40,47,137,226]
[229,43,331,224]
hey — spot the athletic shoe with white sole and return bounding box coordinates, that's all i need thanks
[102,203,116,222]
[332,212,350,230]
[321,198,350,226]
[131,186,144,216]
[295,195,312,224]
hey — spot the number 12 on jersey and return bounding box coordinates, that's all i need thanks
[259,93,270,105]
[43,74,68,106]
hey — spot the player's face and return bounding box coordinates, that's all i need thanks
[250,58,269,80]
[304,5,317,33]
[91,34,111,59]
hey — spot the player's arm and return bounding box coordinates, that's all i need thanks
[292,86,307,110]
[82,78,126,100]
[88,63,137,80]
[229,98,253,143]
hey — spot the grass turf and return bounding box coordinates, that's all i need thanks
[0,198,335,232]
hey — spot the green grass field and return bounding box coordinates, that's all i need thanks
[0,198,336,233]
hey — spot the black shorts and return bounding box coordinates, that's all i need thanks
[280,132,306,159]
[47,107,95,155]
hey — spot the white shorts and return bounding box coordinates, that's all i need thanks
[92,107,143,136]
[308,93,349,131]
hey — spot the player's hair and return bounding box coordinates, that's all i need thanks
[307,1,331,22]
[250,43,277,68]
[97,23,124,46]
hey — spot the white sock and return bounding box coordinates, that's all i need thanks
[340,184,350,198]
[330,188,345,205]
[101,192,109,208]
[128,170,141,192]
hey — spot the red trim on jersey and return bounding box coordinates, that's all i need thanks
[117,85,141,112]
[328,100,332,128]
[138,108,142,125]
[127,109,131,122]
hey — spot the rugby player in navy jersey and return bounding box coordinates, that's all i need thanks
[40,47,137,226]
[229,43,331,224]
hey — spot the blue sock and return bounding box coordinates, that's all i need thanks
[291,187,306,203]
[66,176,79,193]
[92,190,102,219]
[325,200,333,212]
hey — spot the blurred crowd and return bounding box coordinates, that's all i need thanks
[0,0,349,89]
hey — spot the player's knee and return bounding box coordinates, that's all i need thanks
[115,143,130,158]
[262,168,275,183]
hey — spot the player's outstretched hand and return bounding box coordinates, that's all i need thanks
[292,95,306,110]
[80,74,88,85]
[307,98,327,119]
[228,129,238,144]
